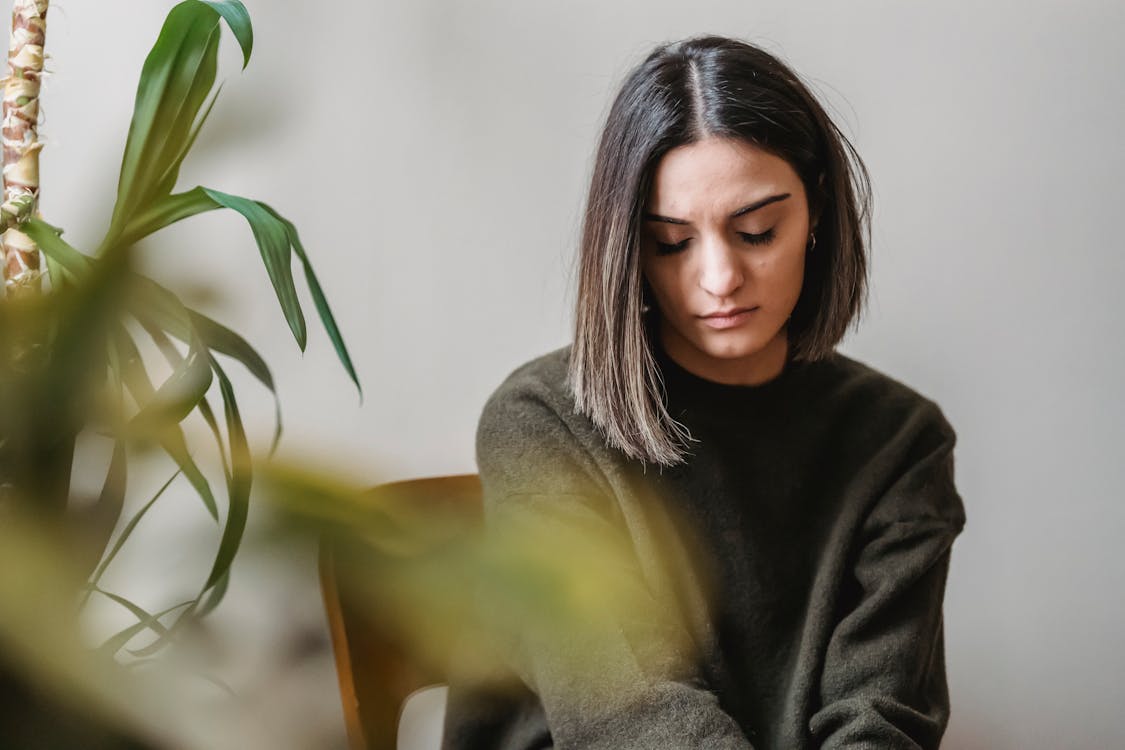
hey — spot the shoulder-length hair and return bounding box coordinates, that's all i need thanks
[568,35,873,468]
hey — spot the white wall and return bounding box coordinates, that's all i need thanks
[40,0,1124,748]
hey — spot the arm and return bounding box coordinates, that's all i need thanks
[809,404,967,749]
[473,383,755,750]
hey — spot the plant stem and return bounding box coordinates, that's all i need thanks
[0,1,69,519]
[1,0,47,299]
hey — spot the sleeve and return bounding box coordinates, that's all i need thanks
[809,403,968,749]
[470,383,756,750]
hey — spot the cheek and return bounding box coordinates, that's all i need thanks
[641,263,682,307]
[758,246,806,297]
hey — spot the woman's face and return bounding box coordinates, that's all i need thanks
[640,136,814,386]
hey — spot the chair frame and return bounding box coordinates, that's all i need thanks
[319,474,483,750]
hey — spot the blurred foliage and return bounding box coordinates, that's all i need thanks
[262,465,681,681]
[2,0,359,653]
[0,1,706,747]
[260,463,703,747]
[0,0,359,744]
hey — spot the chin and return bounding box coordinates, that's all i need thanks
[662,316,780,363]
[701,322,787,360]
[702,339,764,360]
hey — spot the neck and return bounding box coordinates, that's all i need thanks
[658,320,789,386]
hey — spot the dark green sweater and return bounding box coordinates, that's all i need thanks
[441,341,966,749]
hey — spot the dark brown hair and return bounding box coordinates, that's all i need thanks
[568,35,873,467]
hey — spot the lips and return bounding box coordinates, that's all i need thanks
[698,306,759,330]
[701,306,757,318]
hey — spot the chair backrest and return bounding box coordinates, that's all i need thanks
[319,474,483,750]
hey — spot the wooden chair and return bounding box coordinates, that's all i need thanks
[319,474,483,750]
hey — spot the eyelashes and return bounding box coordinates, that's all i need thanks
[654,228,777,256]
[738,228,776,247]
[654,239,690,255]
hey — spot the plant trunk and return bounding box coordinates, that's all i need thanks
[1,0,47,299]
[0,0,69,517]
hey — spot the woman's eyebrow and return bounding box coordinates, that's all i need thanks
[643,192,791,224]
[732,192,791,217]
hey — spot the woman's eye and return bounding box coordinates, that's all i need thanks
[654,239,689,255]
[738,228,775,246]
[654,229,776,255]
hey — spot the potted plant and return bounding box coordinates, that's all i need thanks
[0,1,360,743]
[0,4,691,747]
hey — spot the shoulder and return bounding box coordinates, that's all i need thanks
[813,351,965,530]
[475,345,613,498]
[814,350,956,441]
[820,351,947,416]
[481,344,574,421]
[477,344,584,449]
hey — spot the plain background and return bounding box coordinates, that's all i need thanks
[33,0,1123,748]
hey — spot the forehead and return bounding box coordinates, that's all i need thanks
[647,137,802,213]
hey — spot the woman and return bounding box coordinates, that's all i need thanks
[442,34,966,750]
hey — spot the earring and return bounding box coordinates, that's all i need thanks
[806,233,817,252]
[641,303,652,314]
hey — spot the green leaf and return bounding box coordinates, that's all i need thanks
[19,224,130,477]
[126,273,198,338]
[260,202,362,396]
[94,587,170,638]
[79,440,128,579]
[196,568,230,617]
[129,272,283,455]
[129,353,251,657]
[98,599,193,657]
[198,0,253,69]
[141,321,232,481]
[23,218,92,278]
[149,82,224,207]
[201,187,307,348]
[87,469,182,598]
[99,0,253,252]
[107,2,224,242]
[113,327,219,521]
[196,395,231,480]
[187,311,274,394]
[129,331,213,434]
[187,310,283,455]
[146,31,220,204]
[118,186,222,248]
[111,185,357,405]
[202,354,251,595]
[162,434,218,522]
[43,249,70,292]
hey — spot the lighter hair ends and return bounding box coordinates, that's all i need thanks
[569,35,873,467]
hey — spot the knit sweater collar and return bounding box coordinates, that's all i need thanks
[652,334,810,416]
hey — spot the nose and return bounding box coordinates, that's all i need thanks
[697,237,744,299]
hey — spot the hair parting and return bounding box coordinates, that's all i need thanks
[568,35,872,467]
